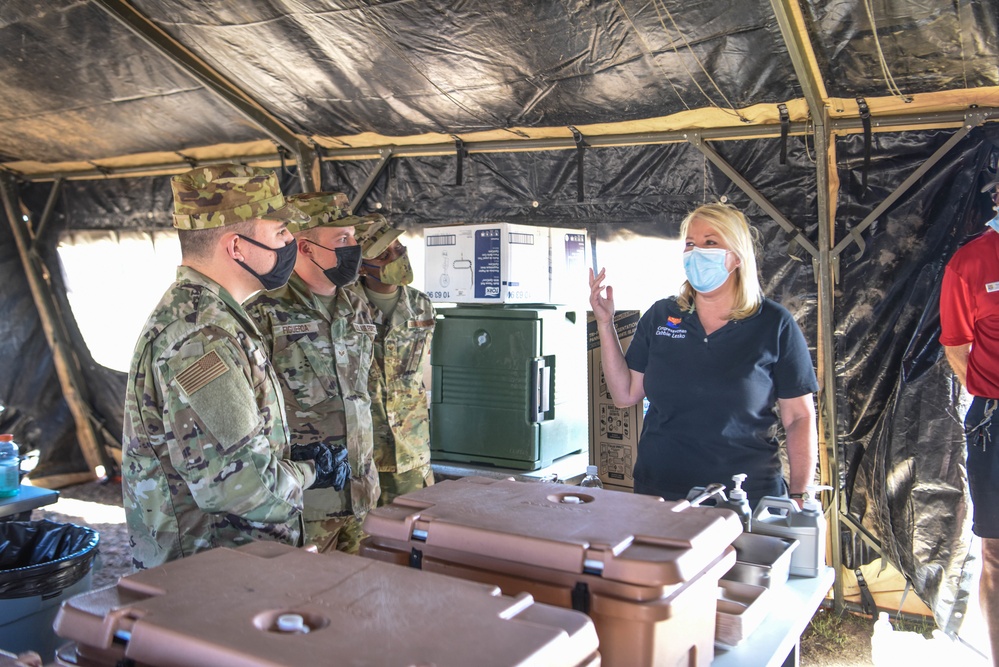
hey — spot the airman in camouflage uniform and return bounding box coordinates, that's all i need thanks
[246,193,379,553]
[349,215,436,505]
[123,164,334,570]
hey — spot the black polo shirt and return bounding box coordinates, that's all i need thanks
[625,297,818,505]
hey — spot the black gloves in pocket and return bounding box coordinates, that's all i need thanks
[291,441,351,491]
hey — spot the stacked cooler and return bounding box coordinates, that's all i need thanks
[360,477,743,667]
[51,541,599,667]
[425,224,590,471]
[430,306,587,470]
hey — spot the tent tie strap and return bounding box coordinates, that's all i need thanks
[778,103,790,165]
[276,145,290,177]
[174,152,197,169]
[854,567,878,618]
[569,126,587,203]
[452,136,468,186]
[310,141,328,190]
[857,97,872,197]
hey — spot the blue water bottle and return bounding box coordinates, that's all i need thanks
[0,434,19,498]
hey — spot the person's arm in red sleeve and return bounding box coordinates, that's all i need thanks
[940,262,974,388]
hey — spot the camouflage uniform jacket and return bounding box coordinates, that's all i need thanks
[246,275,379,521]
[350,283,436,473]
[122,266,314,570]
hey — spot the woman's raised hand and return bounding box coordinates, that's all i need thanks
[589,267,615,324]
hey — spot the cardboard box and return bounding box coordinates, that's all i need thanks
[587,310,643,489]
[549,228,589,305]
[602,482,634,494]
[424,223,550,303]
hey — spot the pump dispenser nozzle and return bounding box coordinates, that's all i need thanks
[724,473,751,532]
[801,484,832,513]
[729,474,747,501]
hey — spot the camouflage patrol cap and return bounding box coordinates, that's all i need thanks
[171,163,308,230]
[285,192,352,233]
[352,214,405,259]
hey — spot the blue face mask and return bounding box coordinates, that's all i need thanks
[987,209,999,234]
[683,247,732,293]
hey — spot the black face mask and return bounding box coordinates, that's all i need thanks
[236,234,298,291]
[305,240,362,288]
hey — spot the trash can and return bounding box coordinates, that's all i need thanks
[0,520,99,662]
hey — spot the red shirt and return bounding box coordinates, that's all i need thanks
[940,229,999,398]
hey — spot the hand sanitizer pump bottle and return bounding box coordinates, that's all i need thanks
[722,473,751,532]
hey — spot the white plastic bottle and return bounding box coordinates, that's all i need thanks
[579,465,603,488]
[0,434,20,498]
[752,484,830,576]
[870,612,895,666]
[722,473,752,532]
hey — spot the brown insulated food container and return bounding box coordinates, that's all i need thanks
[360,476,742,667]
[51,541,599,667]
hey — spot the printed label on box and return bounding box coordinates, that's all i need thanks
[597,441,634,482]
[424,223,550,304]
[564,233,586,270]
[550,229,588,305]
[474,229,501,299]
[588,310,642,489]
[425,233,457,301]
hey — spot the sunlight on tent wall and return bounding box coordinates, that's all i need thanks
[58,230,180,373]
[54,228,683,374]
[593,235,686,311]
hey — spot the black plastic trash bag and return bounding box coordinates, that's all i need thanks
[0,520,99,599]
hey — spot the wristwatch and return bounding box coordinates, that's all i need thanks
[789,491,811,501]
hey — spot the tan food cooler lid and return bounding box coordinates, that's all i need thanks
[363,477,742,588]
[53,541,598,667]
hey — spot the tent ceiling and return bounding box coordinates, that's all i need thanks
[1,0,997,180]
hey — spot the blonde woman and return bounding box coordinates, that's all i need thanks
[589,203,818,507]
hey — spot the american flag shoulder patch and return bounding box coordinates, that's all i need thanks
[176,349,229,395]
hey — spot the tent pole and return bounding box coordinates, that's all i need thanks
[767,0,844,611]
[813,112,845,611]
[91,0,316,192]
[15,108,999,184]
[0,175,113,481]
[687,133,819,259]
[349,149,394,214]
[832,112,987,260]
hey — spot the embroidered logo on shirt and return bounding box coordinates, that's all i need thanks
[353,323,377,335]
[656,323,687,339]
[408,319,435,328]
[176,349,229,395]
[275,322,319,336]
[987,281,999,293]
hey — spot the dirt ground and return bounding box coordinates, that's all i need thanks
[801,608,876,666]
[30,480,884,666]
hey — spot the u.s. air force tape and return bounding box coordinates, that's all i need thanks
[176,349,229,395]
